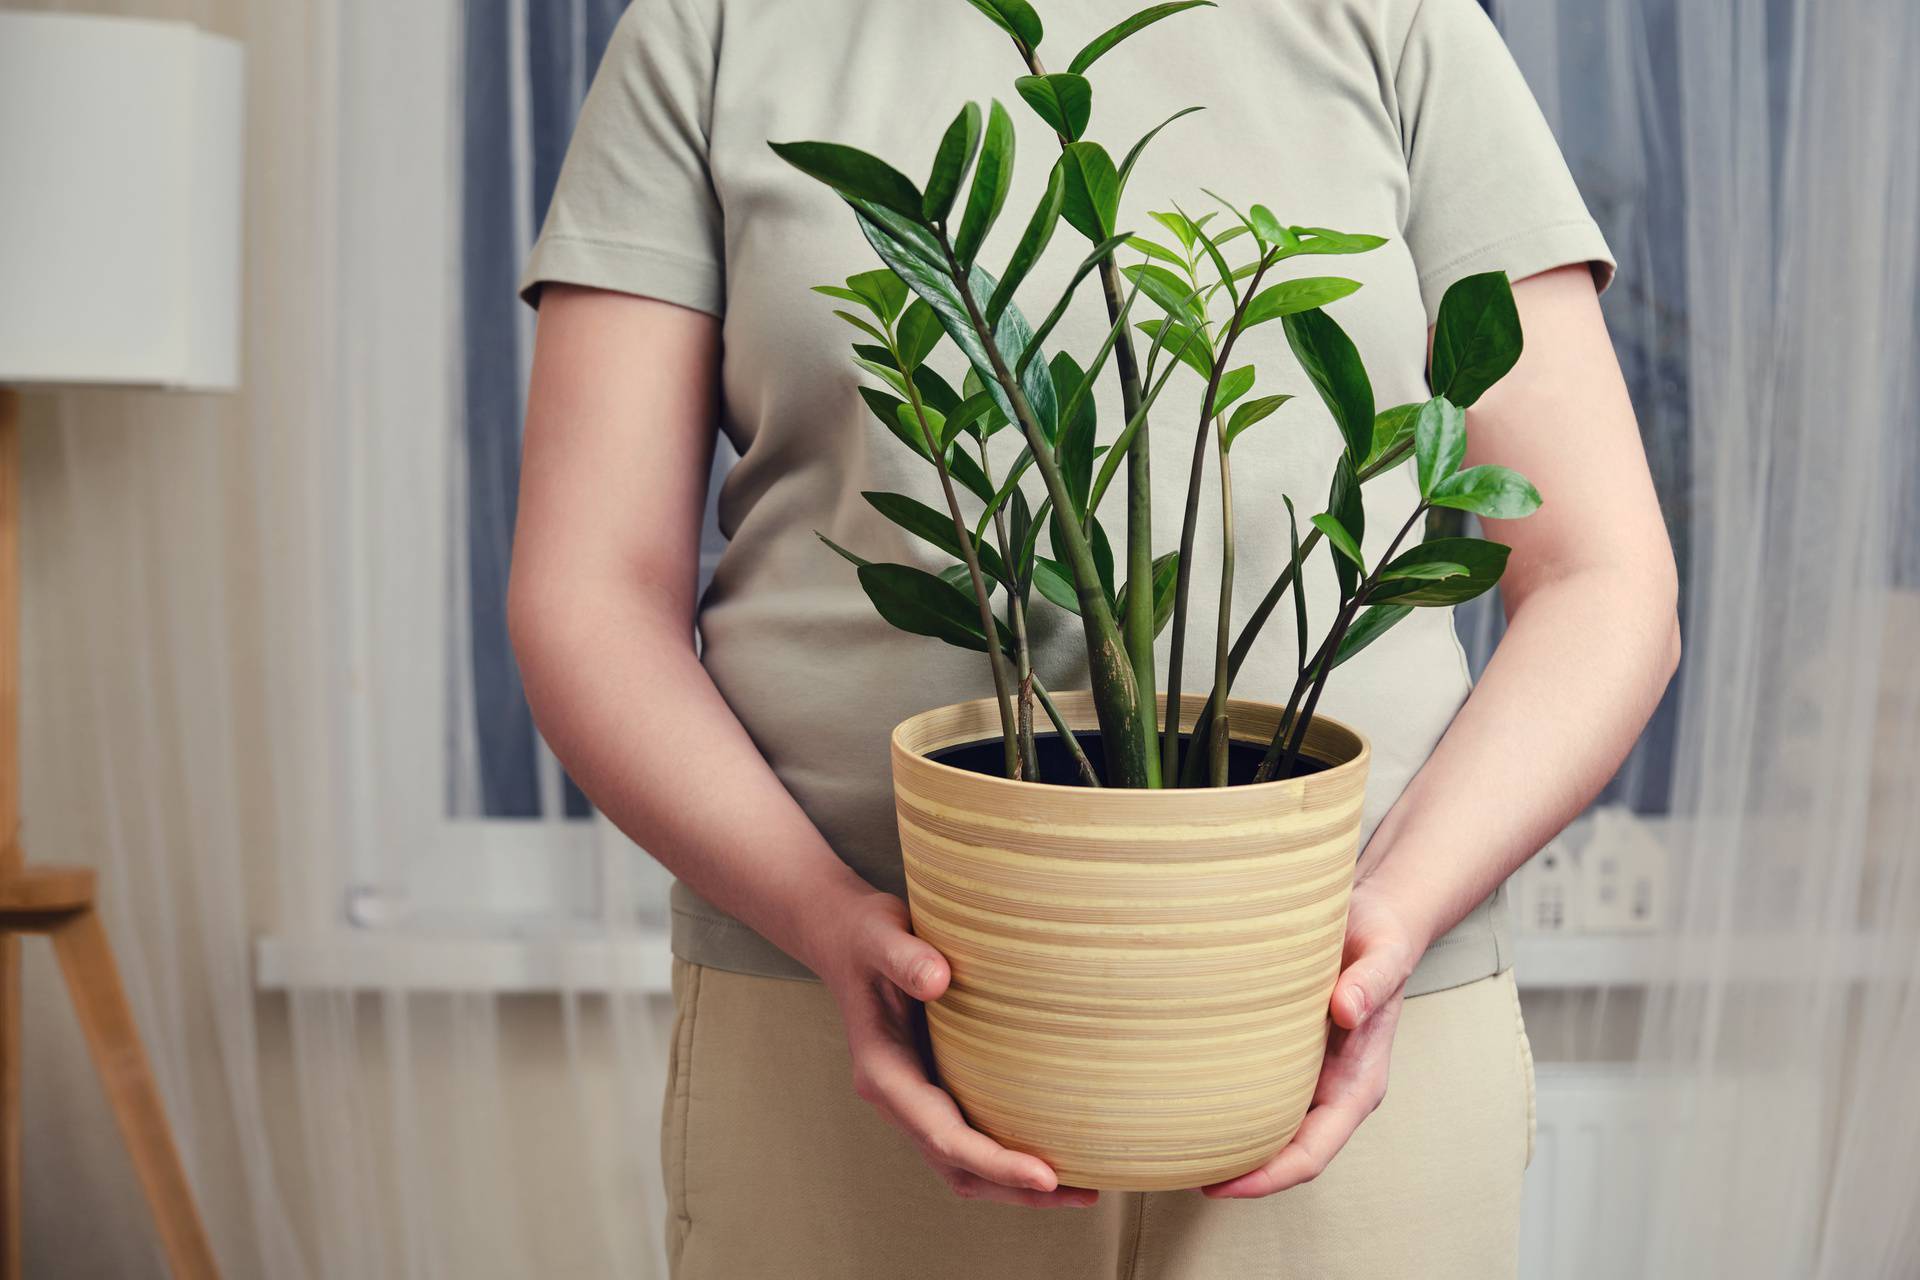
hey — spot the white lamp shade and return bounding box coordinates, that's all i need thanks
[0,13,243,391]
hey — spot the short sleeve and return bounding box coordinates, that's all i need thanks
[518,0,724,315]
[1394,0,1614,319]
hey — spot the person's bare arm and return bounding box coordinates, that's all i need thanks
[509,285,1091,1207]
[1209,264,1681,1197]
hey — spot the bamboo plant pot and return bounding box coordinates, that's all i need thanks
[891,690,1371,1192]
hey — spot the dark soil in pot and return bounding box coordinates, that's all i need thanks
[929,729,1331,787]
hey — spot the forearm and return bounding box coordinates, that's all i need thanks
[511,576,874,977]
[1356,567,1680,953]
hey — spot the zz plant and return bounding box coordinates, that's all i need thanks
[778,0,1538,789]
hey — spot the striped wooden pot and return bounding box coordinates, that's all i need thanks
[891,690,1370,1191]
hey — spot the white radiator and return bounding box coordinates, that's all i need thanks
[1521,1065,1651,1279]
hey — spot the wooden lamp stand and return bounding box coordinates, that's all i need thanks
[0,390,219,1277]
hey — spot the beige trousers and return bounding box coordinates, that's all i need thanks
[664,960,1535,1280]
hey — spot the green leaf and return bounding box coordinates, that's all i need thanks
[1430,270,1522,407]
[863,490,1008,583]
[1017,231,1135,376]
[852,200,1058,444]
[1032,557,1080,614]
[1149,210,1197,250]
[846,269,909,322]
[961,368,1011,438]
[986,159,1066,326]
[954,100,1016,268]
[1050,352,1097,516]
[1428,464,1542,519]
[1189,215,1241,308]
[1128,235,1187,269]
[1248,204,1288,246]
[946,443,997,503]
[1311,513,1366,574]
[1210,365,1256,418]
[1413,395,1467,497]
[963,0,1043,51]
[1058,142,1120,241]
[1068,1,1214,74]
[1117,106,1204,195]
[1283,496,1309,671]
[816,531,872,569]
[1223,394,1291,449]
[1379,559,1468,582]
[923,102,983,222]
[1332,603,1411,668]
[770,141,924,222]
[939,392,999,449]
[856,561,1008,652]
[1015,73,1092,140]
[1137,319,1212,379]
[833,309,891,345]
[812,284,871,307]
[1283,307,1375,463]
[940,561,994,595]
[896,299,944,370]
[1277,226,1390,260]
[912,365,962,416]
[1369,537,1510,606]
[1326,455,1365,599]
[1242,276,1363,329]
[1121,263,1203,326]
[1366,402,1423,469]
[1116,550,1181,637]
[892,399,939,453]
[857,386,927,458]
[856,355,912,397]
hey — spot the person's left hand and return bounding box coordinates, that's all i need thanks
[1201,883,1426,1198]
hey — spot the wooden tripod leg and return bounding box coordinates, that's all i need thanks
[50,909,219,1279]
[0,933,18,1280]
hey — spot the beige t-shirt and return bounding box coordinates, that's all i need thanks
[521,0,1613,997]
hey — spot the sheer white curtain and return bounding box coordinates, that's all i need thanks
[23,0,668,1276]
[1500,0,1920,1274]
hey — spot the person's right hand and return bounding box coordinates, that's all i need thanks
[809,890,1099,1208]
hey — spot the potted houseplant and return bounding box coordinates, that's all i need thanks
[774,0,1539,1191]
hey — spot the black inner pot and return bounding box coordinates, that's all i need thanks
[929,728,1333,787]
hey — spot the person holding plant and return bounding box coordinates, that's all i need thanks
[508,0,1679,1276]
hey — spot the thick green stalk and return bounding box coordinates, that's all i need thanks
[1162,256,1273,785]
[978,439,1051,782]
[1208,416,1234,787]
[906,378,1022,777]
[939,232,1151,787]
[1025,47,1162,787]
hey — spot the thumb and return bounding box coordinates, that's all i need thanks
[1331,944,1407,1031]
[872,927,951,1003]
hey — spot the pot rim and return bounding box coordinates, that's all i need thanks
[891,690,1372,799]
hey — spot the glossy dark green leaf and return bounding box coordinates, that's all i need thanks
[986,159,1066,326]
[1282,496,1309,671]
[833,309,891,345]
[1242,276,1362,329]
[1117,105,1203,195]
[1311,513,1365,572]
[1115,549,1181,637]
[769,141,924,221]
[1429,270,1522,407]
[1428,464,1542,519]
[1068,1,1214,74]
[946,443,997,503]
[1413,395,1467,498]
[1366,402,1423,469]
[953,102,1016,269]
[863,490,1008,583]
[1379,558,1467,582]
[1326,455,1365,599]
[852,200,1058,443]
[912,365,962,416]
[1223,394,1291,449]
[940,392,999,450]
[1369,537,1510,606]
[847,269,909,322]
[1059,141,1119,241]
[1050,352,1097,516]
[963,0,1043,51]
[816,531,872,568]
[896,299,944,370]
[1015,73,1092,141]
[961,368,1011,438]
[940,561,995,595]
[1332,603,1411,668]
[856,561,1009,651]
[858,386,928,459]
[1283,307,1375,463]
[923,102,983,222]
[1032,557,1080,615]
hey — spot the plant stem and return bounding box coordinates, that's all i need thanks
[1026,46,1161,788]
[1031,674,1102,787]
[938,231,1151,787]
[1162,255,1273,785]
[906,375,1023,778]
[1208,414,1234,787]
[977,440,1069,782]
